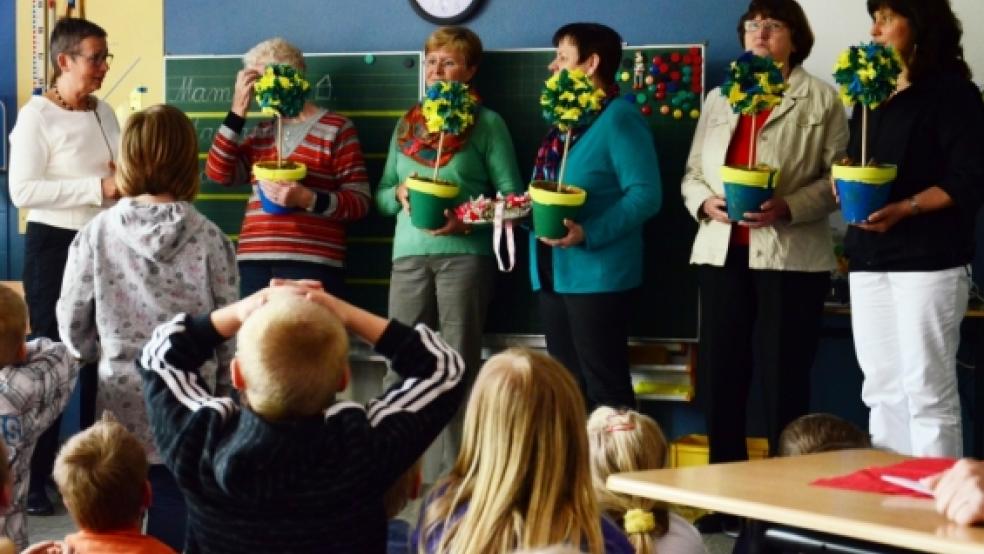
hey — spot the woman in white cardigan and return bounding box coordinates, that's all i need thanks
[7,17,119,515]
[680,0,848,470]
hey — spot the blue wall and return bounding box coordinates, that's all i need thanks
[164,0,745,88]
[1,0,23,281]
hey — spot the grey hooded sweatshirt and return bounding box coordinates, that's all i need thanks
[57,197,239,463]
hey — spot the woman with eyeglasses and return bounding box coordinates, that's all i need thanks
[681,0,848,473]
[843,0,984,458]
[375,26,523,485]
[8,17,119,520]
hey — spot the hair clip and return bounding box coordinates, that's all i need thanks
[604,411,636,433]
[624,508,656,534]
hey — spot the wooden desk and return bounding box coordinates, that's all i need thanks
[607,449,984,554]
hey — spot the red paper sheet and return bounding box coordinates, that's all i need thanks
[811,457,956,497]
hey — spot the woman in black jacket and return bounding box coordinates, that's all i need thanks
[844,0,984,457]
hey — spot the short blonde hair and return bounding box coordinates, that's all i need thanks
[425,26,482,68]
[117,104,199,201]
[0,284,27,367]
[236,292,348,420]
[243,37,306,72]
[53,413,148,532]
[586,407,670,553]
[778,413,872,457]
[419,349,604,554]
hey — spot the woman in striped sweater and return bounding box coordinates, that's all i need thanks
[206,37,371,296]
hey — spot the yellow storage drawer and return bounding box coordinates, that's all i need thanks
[670,434,769,467]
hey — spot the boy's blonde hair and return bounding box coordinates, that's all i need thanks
[419,348,603,554]
[0,284,27,367]
[586,407,670,554]
[53,413,148,532]
[117,104,199,201]
[243,37,306,72]
[778,413,872,457]
[236,292,348,420]
[425,26,483,68]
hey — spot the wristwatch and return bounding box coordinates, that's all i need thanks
[908,195,921,215]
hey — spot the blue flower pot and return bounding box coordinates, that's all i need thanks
[833,164,896,224]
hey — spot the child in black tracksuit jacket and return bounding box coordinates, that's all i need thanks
[138,282,465,553]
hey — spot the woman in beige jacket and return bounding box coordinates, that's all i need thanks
[680,0,848,475]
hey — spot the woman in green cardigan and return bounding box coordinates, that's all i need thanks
[530,22,663,410]
[375,26,523,482]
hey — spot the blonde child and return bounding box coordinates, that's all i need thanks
[137,281,466,553]
[0,284,80,550]
[56,103,239,550]
[777,413,872,457]
[24,412,175,553]
[586,407,706,554]
[415,349,634,554]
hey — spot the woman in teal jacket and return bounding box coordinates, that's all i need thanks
[531,22,662,410]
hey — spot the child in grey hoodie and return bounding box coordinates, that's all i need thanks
[56,104,239,551]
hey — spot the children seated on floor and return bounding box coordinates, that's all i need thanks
[137,280,466,553]
[24,412,176,554]
[587,406,707,554]
[414,349,634,554]
[0,283,80,551]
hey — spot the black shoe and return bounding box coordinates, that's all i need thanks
[26,491,54,516]
[694,512,740,534]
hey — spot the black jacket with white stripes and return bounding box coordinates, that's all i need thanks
[138,313,465,554]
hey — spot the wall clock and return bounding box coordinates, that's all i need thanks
[410,0,484,24]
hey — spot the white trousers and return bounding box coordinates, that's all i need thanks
[850,267,970,457]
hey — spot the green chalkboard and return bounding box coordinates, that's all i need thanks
[165,52,422,318]
[473,46,702,340]
[164,45,702,340]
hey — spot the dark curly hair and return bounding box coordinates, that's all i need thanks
[867,0,971,83]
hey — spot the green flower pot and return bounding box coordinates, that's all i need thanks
[406,175,460,230]
[720,165,779,221]
[529,180,587,239]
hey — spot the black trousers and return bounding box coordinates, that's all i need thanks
[696,246,829,462]
[538,288,637,411]
[23,222,97,493]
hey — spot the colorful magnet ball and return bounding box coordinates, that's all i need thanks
[620,48,703,120]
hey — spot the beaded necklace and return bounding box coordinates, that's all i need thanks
[51,84,93,112]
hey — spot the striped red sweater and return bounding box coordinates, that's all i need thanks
[205,110,370,267]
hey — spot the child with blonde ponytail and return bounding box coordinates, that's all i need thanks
[415,349,633,554]
[587,407,707,554]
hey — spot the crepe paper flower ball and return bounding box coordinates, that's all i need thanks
[254,64,311,118]
[833,42,903,110]
[422,80,478,135]
[720,51,788,116]
[540,68,607,132]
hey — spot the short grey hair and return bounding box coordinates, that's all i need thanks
[243,37,305,72]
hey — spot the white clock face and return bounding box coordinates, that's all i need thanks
[411,0,482,23]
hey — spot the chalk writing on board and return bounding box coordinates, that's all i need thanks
[171,77,233,104]
[315,74,333,101]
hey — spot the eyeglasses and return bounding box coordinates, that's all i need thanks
[744,20,787,33]
[72,52,114,67]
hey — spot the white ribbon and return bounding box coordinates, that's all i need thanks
[492,201,516,272]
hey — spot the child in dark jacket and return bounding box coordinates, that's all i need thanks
[138,281,466,553]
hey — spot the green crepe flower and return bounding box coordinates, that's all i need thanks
[254,64,311,118]
[421,81,478,135]
[833,42,903,110]
[720,51,788,116]
[540,68,606,132]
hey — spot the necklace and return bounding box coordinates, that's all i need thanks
[52,85,92,112]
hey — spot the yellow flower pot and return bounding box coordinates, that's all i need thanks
[719,165,779,221]
[529,180,587,239]
[252,161,308,214]
[832,164,896,224]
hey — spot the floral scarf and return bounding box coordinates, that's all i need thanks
[397,88,481,168]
